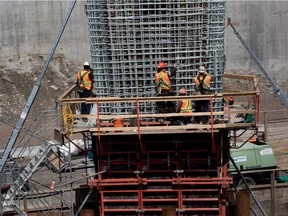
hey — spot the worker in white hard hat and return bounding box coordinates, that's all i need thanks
[173,87,193,125]
[76,62,94,121]
[193,65,212,124]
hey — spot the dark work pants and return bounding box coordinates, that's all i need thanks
[79,91,92,115]
[195,97,210,123]
[81,103,91,115]
[194,90,210,123]
[156,90,174,113]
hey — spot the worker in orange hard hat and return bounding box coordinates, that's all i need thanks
[155,61,175,124]
[193,65,212,124]
[174,87,193,125]
[155,62,171,96]
[76,62,94,121]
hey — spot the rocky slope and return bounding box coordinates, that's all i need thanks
[0,54,77,120]
[0,54,77,147]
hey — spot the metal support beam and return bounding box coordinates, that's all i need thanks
[228,18,288,109]
[75,187,93,216]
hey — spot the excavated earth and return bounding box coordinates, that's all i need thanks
[0,54,77,147]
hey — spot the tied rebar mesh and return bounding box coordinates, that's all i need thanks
[85,0,226,115]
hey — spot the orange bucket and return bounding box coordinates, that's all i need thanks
[113,118,123,127]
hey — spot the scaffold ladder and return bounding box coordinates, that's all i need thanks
[2,142,64,213]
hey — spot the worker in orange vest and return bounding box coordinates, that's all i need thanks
[193,65,212,124]
[76,62,94,119]
[174,87,193,125]
[155,61,175,124]
[155,62,172,96]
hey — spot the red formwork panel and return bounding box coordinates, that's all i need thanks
[89,129,231,216]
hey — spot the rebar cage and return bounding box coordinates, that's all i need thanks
[85,0,226,115]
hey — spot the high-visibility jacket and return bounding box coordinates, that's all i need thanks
[155,71,171,91]
[194,74,211,92]
[180,99,192,113]
[77,69,93,90]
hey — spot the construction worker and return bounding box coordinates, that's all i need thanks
[76,62,94,120]
[174,87,192,125]
[193,65,212,124]
[155,62,172,97]
[155,62,174,124]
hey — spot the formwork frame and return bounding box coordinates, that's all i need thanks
[88,130,232,216]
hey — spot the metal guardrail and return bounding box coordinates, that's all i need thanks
[58,85,260,134]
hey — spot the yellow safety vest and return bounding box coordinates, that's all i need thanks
[180,99,192,113]
[77,70,93,90]
[155,71,171,91]
[194,74,211,92]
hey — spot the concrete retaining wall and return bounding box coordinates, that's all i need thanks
[0,1,288,77]
[0,0,90,64]
[225,1,288,77]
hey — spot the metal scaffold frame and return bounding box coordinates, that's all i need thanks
[0,110,75,216]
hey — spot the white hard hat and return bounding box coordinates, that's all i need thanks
[83,62,90,67]
[199,65,206,73]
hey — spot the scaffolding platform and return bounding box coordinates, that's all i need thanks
[57,85,259,216]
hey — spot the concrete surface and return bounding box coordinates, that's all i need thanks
[0,0,90,64]
[0,1,288,77]
[225,1,288,77]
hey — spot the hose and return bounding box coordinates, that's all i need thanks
[62,105,74,137]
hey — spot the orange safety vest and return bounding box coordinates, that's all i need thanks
[194,74,211,92]
[180,99,192,113]
[155,71,171,91]
[77,70,93,90]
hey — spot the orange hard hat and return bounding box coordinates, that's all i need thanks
[157,62,167,69]
[179,88,187,95]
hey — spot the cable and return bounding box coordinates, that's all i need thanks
[62,105,74,137]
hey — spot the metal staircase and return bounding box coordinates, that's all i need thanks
[1,141,65,214]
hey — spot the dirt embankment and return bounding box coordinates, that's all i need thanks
[0,54,78,148]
